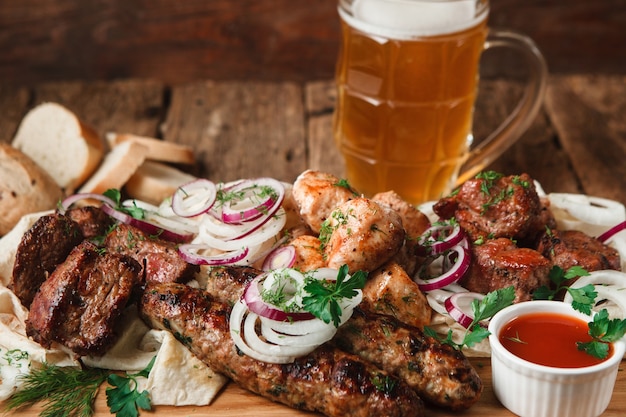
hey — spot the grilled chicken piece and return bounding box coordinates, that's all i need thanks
[203,265,482,410]
[537,229,621,273]
[139,282,424,417]
[289,234,326,272]
[105,223,199,284]
[434,172,555,247]
[323,197,405,273]
[463,238,551,302]
[361,261,431,329]
[26,241,142,356]
[291,169,357,234]
[11,212,84,307]
[372,190,431,276]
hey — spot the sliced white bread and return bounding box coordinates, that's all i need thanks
[106,133,196,165]
[12,102,104,193]
[0,143,63,236]
[125,161,197,205]
[78,140,149,195]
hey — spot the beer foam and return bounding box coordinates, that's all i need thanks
[341,0,488,39]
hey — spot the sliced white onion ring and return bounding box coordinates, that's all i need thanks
[220,178,285,224]
[444,292,485,329]
[171,179,217,218]
[563,270,626,319]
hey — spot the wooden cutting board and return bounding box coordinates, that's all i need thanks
[4,357,625,416]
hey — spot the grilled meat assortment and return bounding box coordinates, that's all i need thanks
[140,282,425,417]
[204,265,482,410]
[26,241,142,356]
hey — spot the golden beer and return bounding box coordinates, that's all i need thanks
[334,0,489,204]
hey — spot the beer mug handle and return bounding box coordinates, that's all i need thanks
[457,29,548,184]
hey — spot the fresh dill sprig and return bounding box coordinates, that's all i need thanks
[4,363,108,417]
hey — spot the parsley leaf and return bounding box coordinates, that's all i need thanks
[577,309,626,359]
[103,188,145,219]
[301,265,367,327]
[426,286,515,351]
[105,356,155,417]
[533,266,596,314]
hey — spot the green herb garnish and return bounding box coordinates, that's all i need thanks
[425,286,516,351]
[103,188,145,219]
[577,309,626,359]
[533,266,596,314]
[302,265,367,327]
[106,356,155,417]
[4,363,108,417]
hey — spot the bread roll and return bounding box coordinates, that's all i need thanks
[12,102,104,193]
[0,144,63,236]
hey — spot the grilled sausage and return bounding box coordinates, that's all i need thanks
[203,265,483,410]
[139,282,424,417]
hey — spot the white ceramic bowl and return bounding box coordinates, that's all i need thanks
[488,300,625,417]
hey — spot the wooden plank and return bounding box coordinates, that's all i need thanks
[162,80,307,183]
[544,74,626,205]
[4,358,624,416]
[30,80,165,141]
[0,85,31,143]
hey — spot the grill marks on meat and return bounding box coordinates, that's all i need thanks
[537,229,621,273]
[335,310,482,410]
[463,238,552,302]
[11,212,84,307]
[105,223,199,284]
[26,241,142,356]
[203,265,482,410]
[140,282,424,417]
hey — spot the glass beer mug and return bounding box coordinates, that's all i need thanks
[333,0,547,204]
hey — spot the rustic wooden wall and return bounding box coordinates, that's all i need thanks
[0,0,624,87]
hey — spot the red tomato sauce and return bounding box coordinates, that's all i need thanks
[498,312,610,368]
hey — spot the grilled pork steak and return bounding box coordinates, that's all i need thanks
[11,212,84,307]
[140,282,424,417]
[463,238,552,302]
[27,241,142,356]
[537,229,621,273]
[105,222,199,284]
[204,265,483,410]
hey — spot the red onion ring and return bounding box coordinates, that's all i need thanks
[171,178,217,218]
[58,193,116,215]
[101,204,193,243]
[417,223,466,255]
[262,245,296,271]
[242,273,314,322]
[178,243,249,265]
[414,244,471,292]
[444,292,485,329]
[597,220,626,243]
[220,178,285,224]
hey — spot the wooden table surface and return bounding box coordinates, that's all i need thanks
[1,74,625,416]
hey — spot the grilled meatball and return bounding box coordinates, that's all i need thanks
[202,265,482,410]
[11,212,84,307]
[139,282,424,417]
[462,238,552,302]
[323,197,405,273]
[291,170,357,234]
[434,172,555,247]
[105,223,199,283]
[26,241,142,356]
[537,229,621,272]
